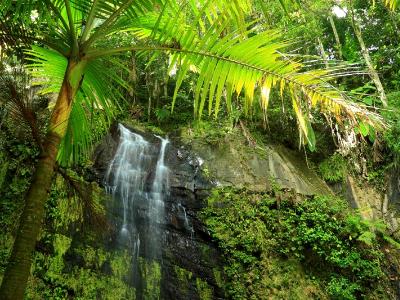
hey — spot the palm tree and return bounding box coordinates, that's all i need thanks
[0,0,382,298]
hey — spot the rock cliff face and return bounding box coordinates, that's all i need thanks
[92,123,332,299]
[386,168,400,235]
[344,171,399,237]
[94,124,223,299]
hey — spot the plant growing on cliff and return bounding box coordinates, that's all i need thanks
[202,188,394,299]
[0,0,385,298]
[319,153,347,182]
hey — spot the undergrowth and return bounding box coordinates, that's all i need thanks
[202,187,395,299]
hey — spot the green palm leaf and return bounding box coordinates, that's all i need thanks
[3,0,384,153]
[383,0,398,10]
[25,46,127,166]
[92,5,381,149]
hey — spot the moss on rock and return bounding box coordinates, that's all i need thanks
[202,187,396,299]
[196,277,213,300]
[138,257,161,300]
[174,265,193,296]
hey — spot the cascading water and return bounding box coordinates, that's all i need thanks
[105,124,169,298]
[177,203,194,240]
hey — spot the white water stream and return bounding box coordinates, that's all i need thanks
[105,124,170,291]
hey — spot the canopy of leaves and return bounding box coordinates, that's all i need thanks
[0,0,385,159]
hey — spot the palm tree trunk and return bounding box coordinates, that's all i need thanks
[0,59,84,300]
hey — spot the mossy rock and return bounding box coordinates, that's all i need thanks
[187,129,331,195]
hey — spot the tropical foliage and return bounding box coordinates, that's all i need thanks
[1,0,383,157]
[203,188,393,299]
[0,0,400,299]
[383,0,398,10]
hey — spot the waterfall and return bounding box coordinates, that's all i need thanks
[178,203,194,240]
[105,124,169,298]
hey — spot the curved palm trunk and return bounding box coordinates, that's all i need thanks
[0,59,84,300]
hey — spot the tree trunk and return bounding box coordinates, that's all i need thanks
[129,51,137,103]
[0,59,84,300]
[317,37,329,68]
[352,18,388,107]
[328,15,343,60]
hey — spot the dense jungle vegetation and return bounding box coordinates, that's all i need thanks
[0,0,400,299]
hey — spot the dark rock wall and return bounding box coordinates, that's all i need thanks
[93,124,224,300]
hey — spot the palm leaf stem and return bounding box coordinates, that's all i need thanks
[80,0,100,42]
[64,0,78,56]
[82,0,134,51]
[44,0,69,32]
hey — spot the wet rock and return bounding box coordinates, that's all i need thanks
[182,136,332,195]
[94,125,223,299]
[346,175,383,219]
[386,168,400,235]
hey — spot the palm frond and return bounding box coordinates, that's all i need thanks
[126,9,382,149]
[25,46,127,166]
[71,0,164,49]
[4,0,385,153]
[0,61,43,146]
[92,8,382,150]
[0,0,73,56]
[56,167,109,232]
[71,0,159,20]
[382,0,398,10]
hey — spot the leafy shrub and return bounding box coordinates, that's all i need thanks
[382,92,400,166]
[319,153,347,182]
[202,188,392,299]
[326,277,361,300]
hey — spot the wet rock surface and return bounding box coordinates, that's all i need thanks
[386,168,400,234]
[185,137,332,195]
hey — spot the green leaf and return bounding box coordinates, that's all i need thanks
[307,122,316,152]
[359,122,369,137]
[357,231,376,246]
[25,46,126,166]
[362,97,373,106]
[368,125,376,143]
